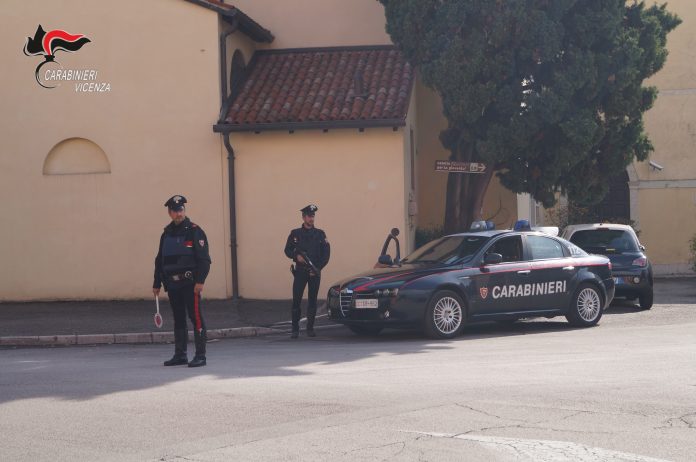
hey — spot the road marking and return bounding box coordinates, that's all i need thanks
[400,431,672,462]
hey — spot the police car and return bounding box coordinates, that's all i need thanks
[562,223,653,309]
[327,220,615,339]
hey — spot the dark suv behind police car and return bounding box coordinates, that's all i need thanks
[562,224,653,310]
[328,221,615,339]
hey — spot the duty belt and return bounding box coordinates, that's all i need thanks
[168,271,193,282]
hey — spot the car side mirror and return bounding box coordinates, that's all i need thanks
[378,228,401,266]
[483,253,503,265]
[378,255,393,266]
[639,245,646,251]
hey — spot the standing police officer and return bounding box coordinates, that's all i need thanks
[284,204,330,338]
[153,195,211,367]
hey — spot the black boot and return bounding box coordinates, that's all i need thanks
[306,304,317,337]
[164,329,188,366]
[291,306,300,339]
[188,329,207,367]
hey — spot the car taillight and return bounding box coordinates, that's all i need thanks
[632,257,647,267]
[607,261,612,271]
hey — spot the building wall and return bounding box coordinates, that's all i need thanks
[633,0,696,273]
[218,23,261,298]
[230,129,407,299]
[232,0,391,49]
[638,188,696,274]
[0,0,231,300]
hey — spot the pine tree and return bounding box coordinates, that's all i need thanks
[380,0,681,233]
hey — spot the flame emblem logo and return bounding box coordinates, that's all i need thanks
[23,25,91,88]
[479,287,488,299]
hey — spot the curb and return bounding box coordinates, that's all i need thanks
[0,326,285,347]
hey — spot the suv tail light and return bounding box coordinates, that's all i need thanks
[632,257,647,267]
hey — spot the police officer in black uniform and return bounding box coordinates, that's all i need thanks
[284,204,330,338]
[153,195,211,367]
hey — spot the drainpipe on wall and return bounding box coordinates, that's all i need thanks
[223,133,240,299]
[220,22,240,298]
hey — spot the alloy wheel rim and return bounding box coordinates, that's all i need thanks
[577,288,601,322]
[433,296,463,334]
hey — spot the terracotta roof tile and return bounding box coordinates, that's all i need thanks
[221,46,414,131]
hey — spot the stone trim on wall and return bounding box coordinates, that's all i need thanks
[627,164,640,229]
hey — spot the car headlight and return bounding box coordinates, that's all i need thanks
[374,288,399,297]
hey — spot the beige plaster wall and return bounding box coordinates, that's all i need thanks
[0,0,231,300]
[232,0,391,49]
[217,21,261,298]
[230,129,407,300]
[632,0,696,271]
[637,188,696,270]
[640,0,696,182]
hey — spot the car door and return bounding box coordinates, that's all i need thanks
[470,235,531,317]
[524,234,575,311]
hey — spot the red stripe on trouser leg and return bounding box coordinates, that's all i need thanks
[194,292,202,332]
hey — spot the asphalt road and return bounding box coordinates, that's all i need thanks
[1,286,694,461]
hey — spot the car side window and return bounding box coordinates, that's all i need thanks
[528,235,564,260]
[485,236,523,263]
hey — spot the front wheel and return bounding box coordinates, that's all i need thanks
[424,290,466,339]
[348,325,383,336]
[566,283,604,327]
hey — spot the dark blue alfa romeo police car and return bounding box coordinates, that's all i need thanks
[327,221,615,339]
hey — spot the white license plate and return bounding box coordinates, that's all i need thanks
[354,299,379,309]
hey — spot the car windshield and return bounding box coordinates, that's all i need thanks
[403,235,490,265]
[569,229,639,254]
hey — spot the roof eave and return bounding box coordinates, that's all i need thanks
[213,118,407,133]
[184,0,274,43]
[228,9,274,43]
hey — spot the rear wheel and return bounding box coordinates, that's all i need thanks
[348,325,383,336]
[424,290,466,339]
[566,283,603,327]
[639,290,653,310]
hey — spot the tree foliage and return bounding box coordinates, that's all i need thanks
[380,0,681,232]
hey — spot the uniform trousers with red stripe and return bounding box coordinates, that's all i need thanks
[168,283,206,355]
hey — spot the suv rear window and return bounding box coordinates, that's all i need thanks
[569,229,638,254]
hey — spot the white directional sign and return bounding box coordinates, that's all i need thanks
[435,160,487,173]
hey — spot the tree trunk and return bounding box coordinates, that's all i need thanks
[443,146,495,234]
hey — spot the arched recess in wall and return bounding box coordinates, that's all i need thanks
[229,49,247,100]
[43,137,111,175]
